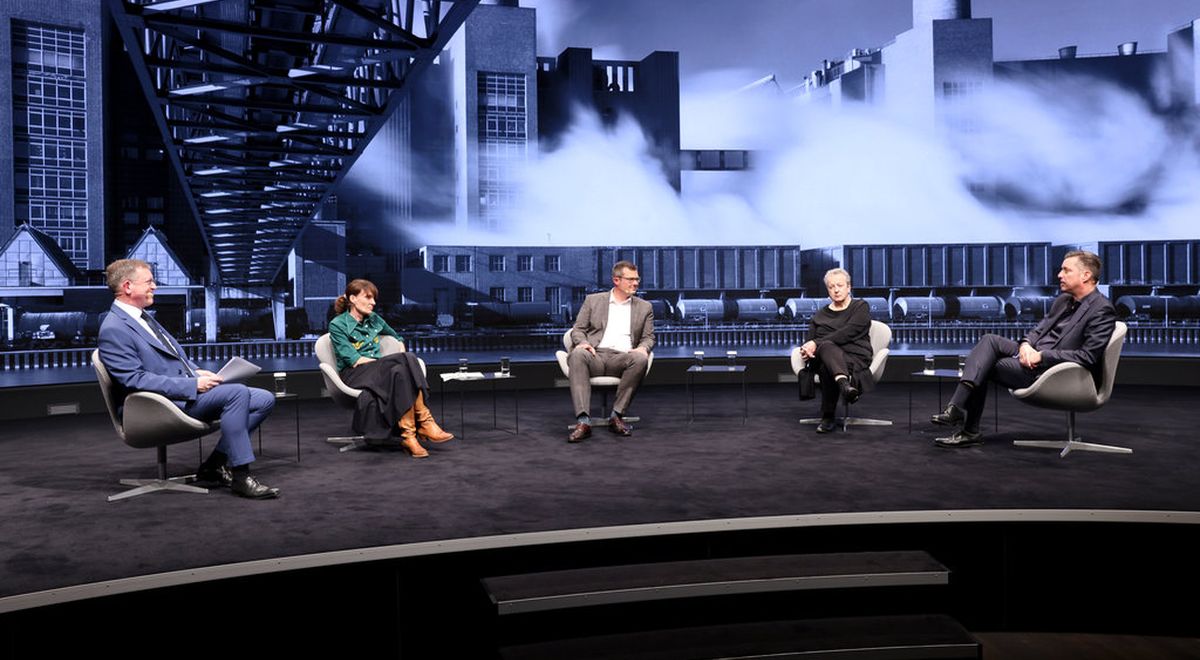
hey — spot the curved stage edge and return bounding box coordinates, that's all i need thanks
[4,507,1198,614]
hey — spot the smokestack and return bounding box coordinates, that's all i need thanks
[1058,45,1078,59]
[912,0,972,26]
[1117,41,1138,56]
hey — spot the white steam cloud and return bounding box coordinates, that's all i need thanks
[408,67,1199,248]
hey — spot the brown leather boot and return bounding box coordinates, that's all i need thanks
[413,391,454,443]
[398,407,429,458]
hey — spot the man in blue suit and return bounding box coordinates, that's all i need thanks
[931,250,1117,448]
[98,259,279,499]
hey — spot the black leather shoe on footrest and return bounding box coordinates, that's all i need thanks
[816,418,837,434]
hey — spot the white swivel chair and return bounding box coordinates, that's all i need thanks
[792,320,893,431]
[93,350,219,502]
[315,333,424,452]
[555,328,654,424]
[1010,321,1130,457]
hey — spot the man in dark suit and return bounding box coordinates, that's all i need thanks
[932,250,1116,448]
[97,259,279,498]
[567,260,655,442]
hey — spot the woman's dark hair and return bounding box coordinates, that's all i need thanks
[334,279,379,314]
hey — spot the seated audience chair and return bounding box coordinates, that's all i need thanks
[315,333,424,451]
[1010,321,1129,458]
[93,350,218,502]
[792,320,892,431]
[555,328,654,424]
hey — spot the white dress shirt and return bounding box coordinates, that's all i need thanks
[596,293,633,352]
[113,299,161,346]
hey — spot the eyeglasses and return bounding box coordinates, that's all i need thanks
[129,278,156,286]
[619,276,641,283]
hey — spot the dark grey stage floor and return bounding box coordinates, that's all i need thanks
[1,381,1198,605]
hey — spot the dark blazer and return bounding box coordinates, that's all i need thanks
[570,291,655,353]
[98,303,199,409]
[1022,290,1116,384]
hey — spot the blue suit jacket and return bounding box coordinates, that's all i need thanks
[98,303,199,409]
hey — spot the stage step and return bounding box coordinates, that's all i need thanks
[482,550,948,615]
[499,613,981,660]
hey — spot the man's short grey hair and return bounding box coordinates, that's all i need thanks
[105,259,151,295]
[823,268,852,287]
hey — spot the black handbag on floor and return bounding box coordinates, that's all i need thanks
[798,365,816,400]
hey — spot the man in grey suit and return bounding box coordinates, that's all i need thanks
[931,250,1116,448]
[567,260,655,442]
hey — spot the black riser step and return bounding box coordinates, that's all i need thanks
[484,550,949,615]
[500,613,981,660]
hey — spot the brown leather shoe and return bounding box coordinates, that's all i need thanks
[401,436,429,458]
[608,415,633,436]
[417,418,455,443]
[568,422,591,443]
[414,392,454,442]
[399,407,429,458]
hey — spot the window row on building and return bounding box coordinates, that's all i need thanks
[433,254,562,273]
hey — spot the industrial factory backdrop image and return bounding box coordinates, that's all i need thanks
[0,0,1198,362]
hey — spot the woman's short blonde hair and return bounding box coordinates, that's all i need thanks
[823,267,852,287]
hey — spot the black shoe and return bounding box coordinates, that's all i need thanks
[934,429,984,448]
[194,464,233,488]
[930,404,965,427]
[230,474,280,499]
[815,417,837,434]
[837,378,860,404]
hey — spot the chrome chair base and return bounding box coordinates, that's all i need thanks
[1014,438,1133,458]
[109,475,207,502]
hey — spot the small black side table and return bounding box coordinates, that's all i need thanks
[686,365,748,424]
[438,372,520,440]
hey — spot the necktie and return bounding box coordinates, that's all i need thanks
[142,311,193,375]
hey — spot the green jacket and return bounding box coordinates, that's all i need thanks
[328,311,403,372]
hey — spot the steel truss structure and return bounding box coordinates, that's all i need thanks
[107,0,478,286]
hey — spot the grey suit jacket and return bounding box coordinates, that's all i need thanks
[1022,289,1116,384]
[570,291,655,353]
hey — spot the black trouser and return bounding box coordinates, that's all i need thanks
[951,334,1040,431]
[811,342,851,417]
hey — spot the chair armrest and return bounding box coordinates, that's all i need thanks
[1010,362,1101,412]
[121,391,217,449]
[869,348,889,382]
[789,347,806,375]
[555,350,570,378]
[319,362,363,406]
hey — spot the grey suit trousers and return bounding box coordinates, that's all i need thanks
[568,347,650,417]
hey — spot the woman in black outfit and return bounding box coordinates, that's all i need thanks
[797,268,875,433]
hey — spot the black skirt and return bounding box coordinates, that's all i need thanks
[341,352,431,441]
